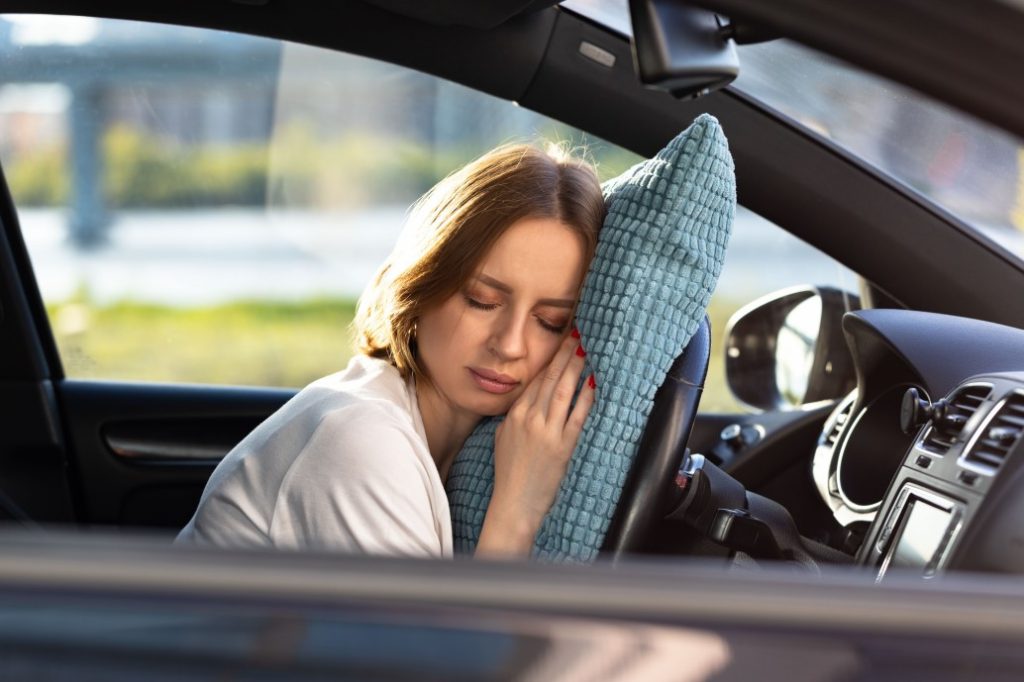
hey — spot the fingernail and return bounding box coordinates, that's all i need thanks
[571,328,580,339]
[588,374,596,389]
[575,345,586,357]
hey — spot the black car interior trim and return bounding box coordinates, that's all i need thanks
[103,417,270,463]
[694,0,1024,141]
[821,310,1024,574]
[0,169,54,382]
[56,381,293,525]
[358,0,559,29]
[0,168,77,522]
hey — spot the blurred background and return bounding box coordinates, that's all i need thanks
[1,14,1017,411]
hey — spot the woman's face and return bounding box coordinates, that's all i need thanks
[416,216,588,417]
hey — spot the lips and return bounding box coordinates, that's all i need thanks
[468,367,520,395]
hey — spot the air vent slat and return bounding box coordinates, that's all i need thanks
[824,402,852,446]
[963,392,1024,474]
[969,450,1006,467]
[1000,415,1024,428]
[921,385,992,455]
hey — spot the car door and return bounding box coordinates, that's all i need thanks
[0,11,783,533]
[3,5,1022,549]
[0,14,542,529]
[0,12,643,531]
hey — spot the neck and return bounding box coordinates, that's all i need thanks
[415,379,480,481]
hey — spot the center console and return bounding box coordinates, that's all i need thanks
[858,375,1024,578]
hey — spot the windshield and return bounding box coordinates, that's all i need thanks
[561,0,1024,264]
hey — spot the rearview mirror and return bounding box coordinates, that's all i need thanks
[629,0,739,97]
[725,286,860,411]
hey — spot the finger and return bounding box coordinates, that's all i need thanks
[528,332,579,408]
[564,373,596,438]
[536,333,584,415]
[543,346,587,418]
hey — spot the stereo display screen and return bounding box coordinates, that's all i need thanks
[887,499,953,573]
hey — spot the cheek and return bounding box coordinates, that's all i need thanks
[526,334,565,377]
[418,301,474,358]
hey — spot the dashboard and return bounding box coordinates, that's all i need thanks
[811,309,1024,578]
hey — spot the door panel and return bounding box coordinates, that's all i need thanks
[56,381,292,528]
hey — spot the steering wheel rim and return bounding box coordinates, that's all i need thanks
[600,317,712,556]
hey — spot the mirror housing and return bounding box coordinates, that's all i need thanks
[629,0,739,97]
[725,286,860,411]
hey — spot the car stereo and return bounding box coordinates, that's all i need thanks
[874,484,963,580]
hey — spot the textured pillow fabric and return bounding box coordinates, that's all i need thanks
[445,114,736,561]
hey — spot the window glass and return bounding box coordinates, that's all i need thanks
[706,208,856,412]
[733,40,1024,263]
[0,15,639,388]
[0,14,854,413]
[561,0,1024,262]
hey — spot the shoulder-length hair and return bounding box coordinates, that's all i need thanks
[354,142,605,382]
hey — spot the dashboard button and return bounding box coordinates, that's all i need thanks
[915,455,932,469]
[958,471,978,486]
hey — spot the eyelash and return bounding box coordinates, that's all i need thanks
[463,294,566,335]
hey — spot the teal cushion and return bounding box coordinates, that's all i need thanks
[445,114,736,561]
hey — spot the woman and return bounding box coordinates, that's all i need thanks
[177,142,605,558]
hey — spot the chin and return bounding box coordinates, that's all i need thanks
[474,400,514,418]
[464,392,517,418]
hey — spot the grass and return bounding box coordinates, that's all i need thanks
[47,296,746,412]
[49,298,360,388]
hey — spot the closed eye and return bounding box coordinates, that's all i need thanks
[537,318,567,334]
[463,294,498,311]
[464,294,567,335]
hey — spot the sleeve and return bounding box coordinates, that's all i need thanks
[268,406,447,557]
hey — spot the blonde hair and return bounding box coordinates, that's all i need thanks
[354,142,605,382]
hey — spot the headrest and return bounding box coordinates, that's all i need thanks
[446,114,736,560]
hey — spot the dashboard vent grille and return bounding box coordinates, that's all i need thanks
[824,401,853,447]
[965,393,1024,473]
[921,385,991,454]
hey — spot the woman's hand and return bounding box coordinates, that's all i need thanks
[475,331,596,557]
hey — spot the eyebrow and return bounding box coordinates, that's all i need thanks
[475,274,576,308]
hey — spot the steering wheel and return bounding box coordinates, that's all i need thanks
[601,317,712,556]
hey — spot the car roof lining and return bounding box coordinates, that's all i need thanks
[2,1,1024,329]
[357,0,560,29]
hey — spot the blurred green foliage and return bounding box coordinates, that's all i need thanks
[103,125,270,207]
[267,122,451,208]
[49,296,359,388]
[6,143,69,205]
[47,294,744,412]
[6,122,643,209]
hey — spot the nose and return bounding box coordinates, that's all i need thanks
[489,309,528,361]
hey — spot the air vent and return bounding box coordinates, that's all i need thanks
[921,385,991,454]
[964,392,1024,473]
[824,401,853,447]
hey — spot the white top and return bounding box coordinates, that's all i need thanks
[176,355,453,558]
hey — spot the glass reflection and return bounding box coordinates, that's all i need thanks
[775,296,821,405]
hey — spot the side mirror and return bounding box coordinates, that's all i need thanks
[725,286,860,411]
